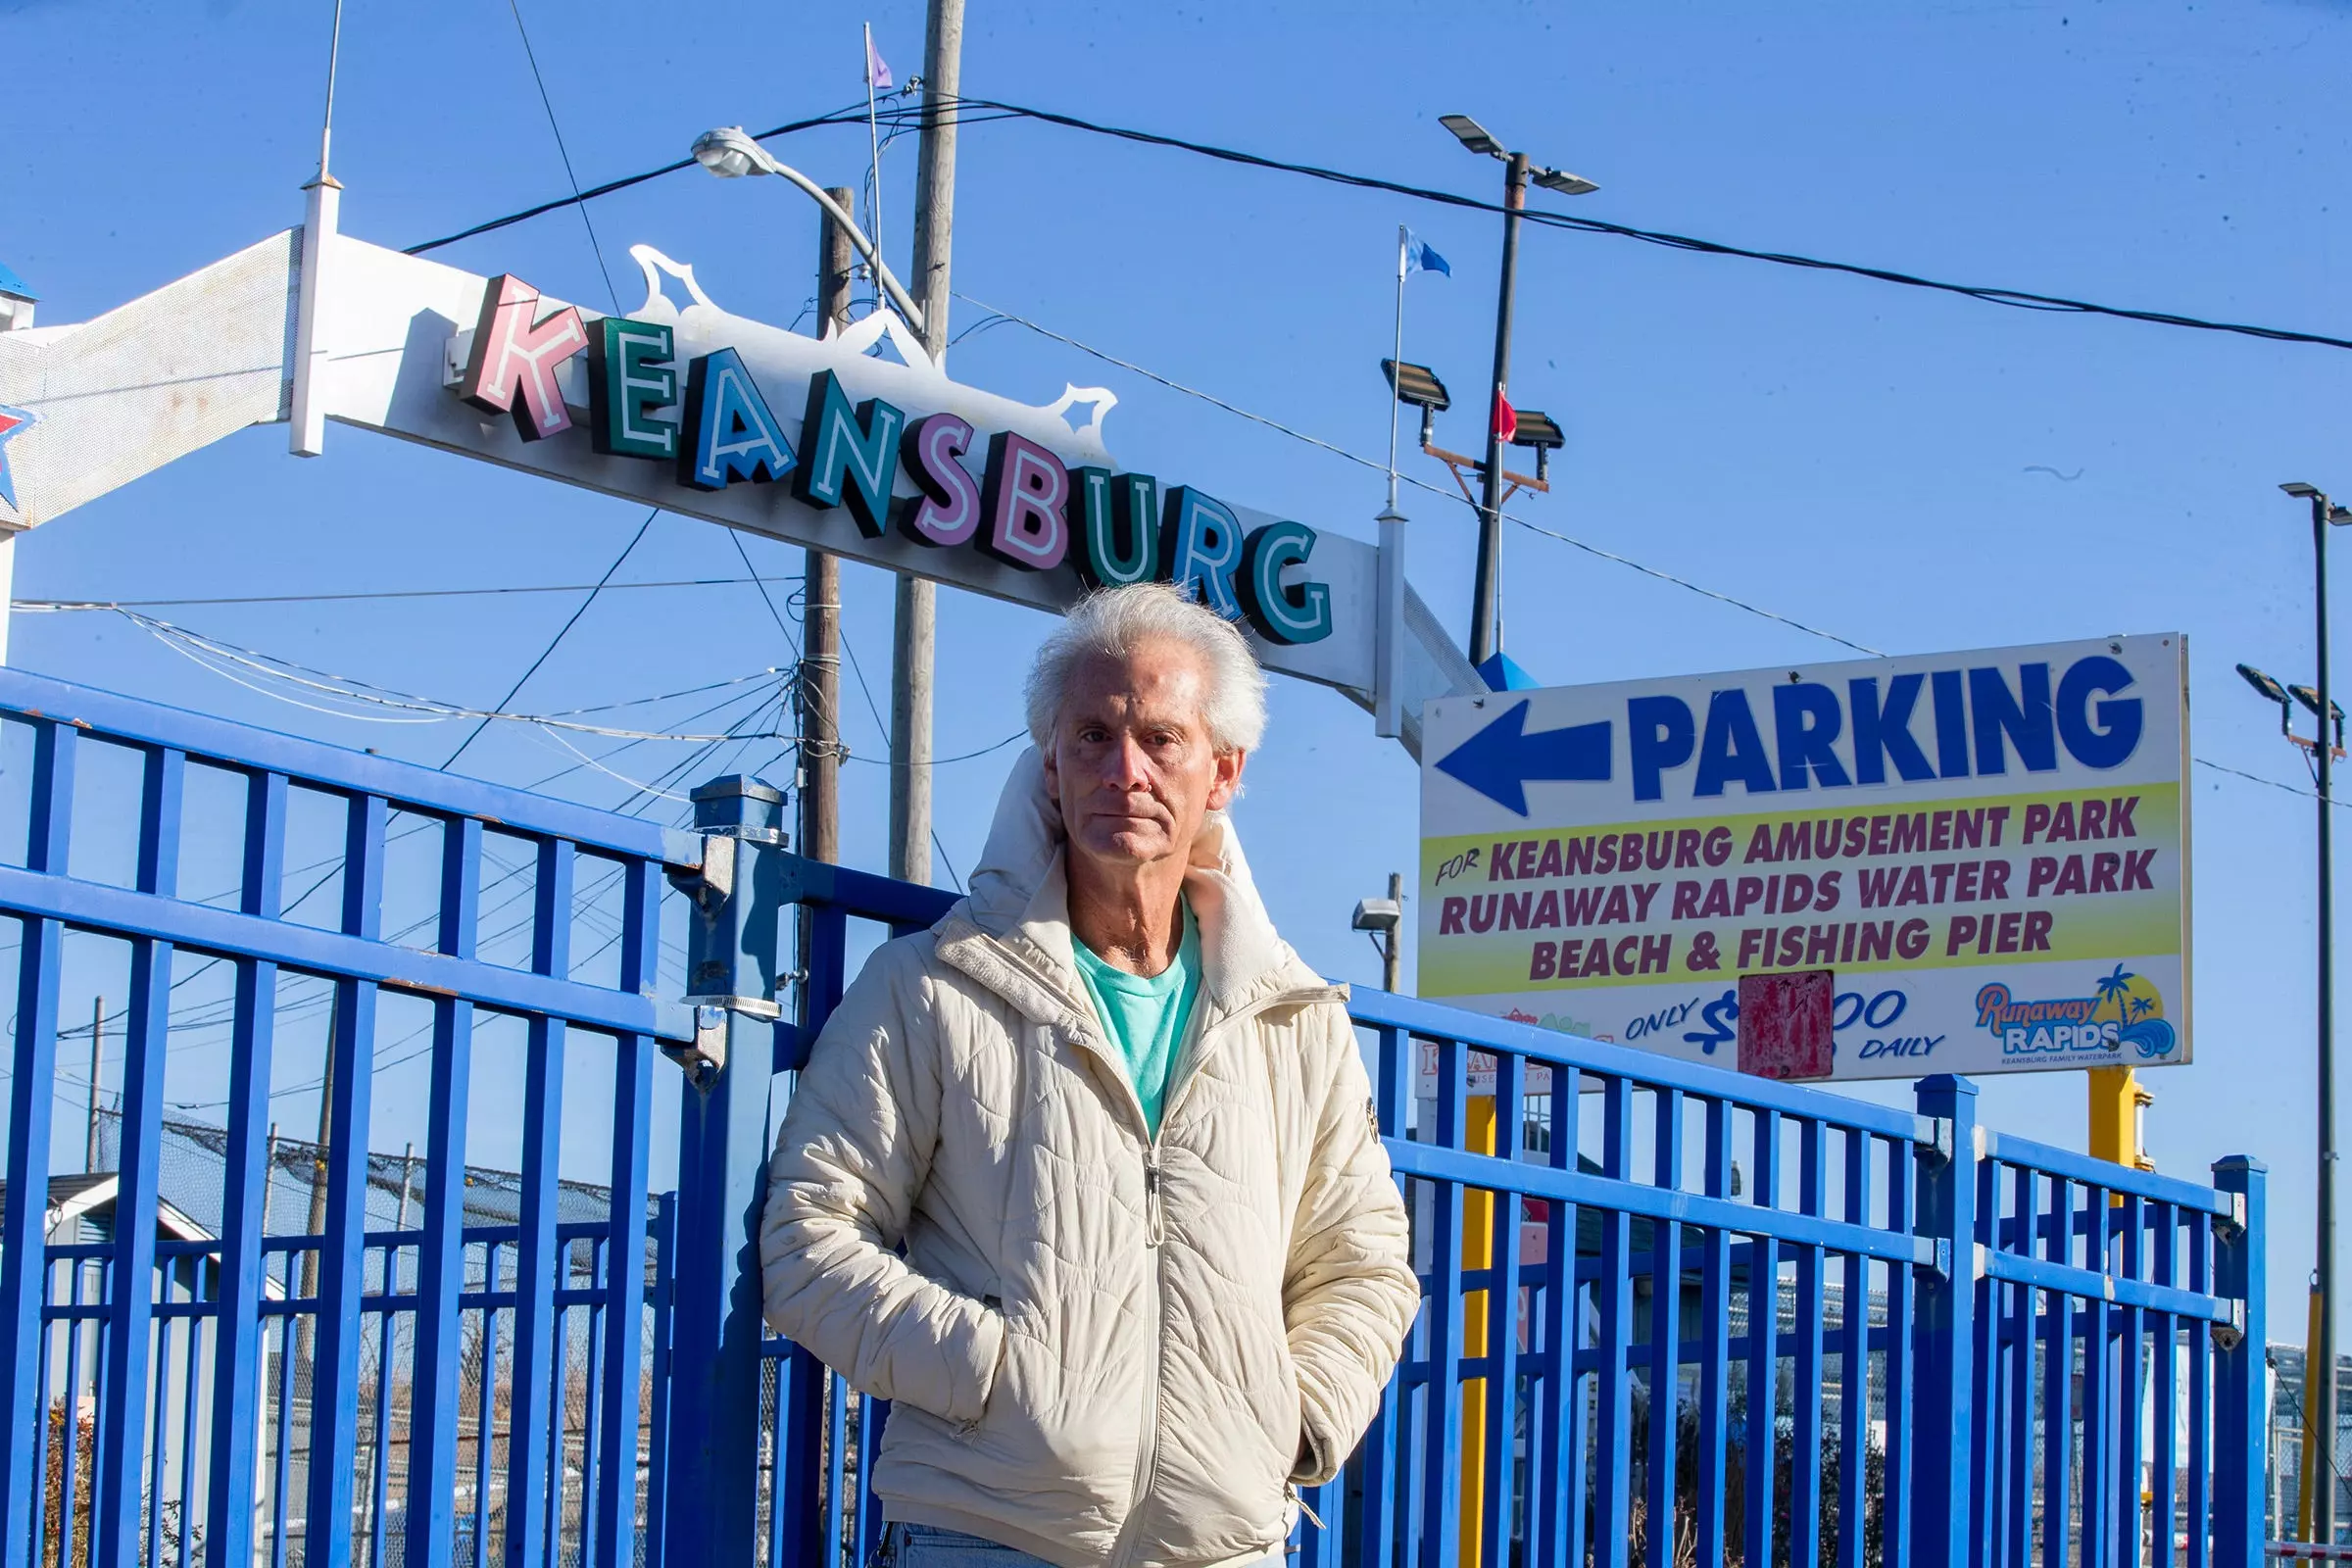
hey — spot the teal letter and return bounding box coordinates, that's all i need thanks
[1160,486,1246,619]
[1072,468,1159,588]
[588,317,677,460]
[1237,519,1332,644]
[791,369,905,538]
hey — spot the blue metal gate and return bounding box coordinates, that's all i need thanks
[0,665,2268,1568]
[0,666,696,1568]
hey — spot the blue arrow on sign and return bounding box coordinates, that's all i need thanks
[1434,700,1612,815]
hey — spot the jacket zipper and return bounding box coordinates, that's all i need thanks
[948,945,1339,1568]
[1107,1139,1168,1568]
[1104,987,1331,1568]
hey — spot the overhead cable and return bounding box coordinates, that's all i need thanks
[441,508,658,767]
[957,290,1883,657]
[13,574,802,611]
[412,94,2352,356]
[111,606,789,741]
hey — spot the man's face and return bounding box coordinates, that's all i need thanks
[1043,637,1246,873]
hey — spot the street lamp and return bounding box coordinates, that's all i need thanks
[2252,478,2352,1542]
[1437,114,1597,669]
[1353,873,1404,993]
[689,126,929,336]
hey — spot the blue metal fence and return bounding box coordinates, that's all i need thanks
[0,665,2267,1568]
[0,667,696,1568]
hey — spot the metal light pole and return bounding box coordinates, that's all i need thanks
[1437,116,1596,668]
[2250,479,2352,1539]
[2299,478,2350,1541]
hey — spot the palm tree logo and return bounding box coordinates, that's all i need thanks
[2128,996,2155,1022]
[2093,964,2136,1023]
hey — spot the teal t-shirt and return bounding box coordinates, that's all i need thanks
[1071,902,1201,1139]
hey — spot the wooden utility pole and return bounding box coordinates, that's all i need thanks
[297,1019,334,1396]
[891,0,964,886]
[800,191,853,867]
[83,996,104,1172]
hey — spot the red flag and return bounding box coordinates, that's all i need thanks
[1492,388,1517,444]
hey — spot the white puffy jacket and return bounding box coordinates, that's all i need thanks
[760,751,1419,1568]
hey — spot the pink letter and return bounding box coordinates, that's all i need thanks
[897,413,983,548]
[459,273,589,441]
[979,431,1069,571]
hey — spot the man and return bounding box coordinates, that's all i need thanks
[760,582,1420,1568]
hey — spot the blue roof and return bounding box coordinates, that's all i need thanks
[0,262,34,301]
[1476,651,1542,691]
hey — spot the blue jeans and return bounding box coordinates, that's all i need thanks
[883,1522,1056,1568]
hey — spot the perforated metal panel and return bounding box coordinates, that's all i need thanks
[0,229,296,530]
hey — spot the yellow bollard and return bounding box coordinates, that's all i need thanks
[2087,1065,2155,1205]
[1460,1094,1496,1568]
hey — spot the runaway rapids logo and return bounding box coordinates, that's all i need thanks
[1974,963,2176,1060]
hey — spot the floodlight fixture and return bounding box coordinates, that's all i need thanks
[1384,359,1451,447]
[2239,662,2291,707]
[2296,685,2352,749]
[1351,897,1402,934]
[1510,409,1565,479]
[1440,115,1505,157]
[1532,166,1600,197]
[1510,411,1564,450]
[1383,359,1449,411]
[2285,481,2324,500]
[2291,684,2343,723]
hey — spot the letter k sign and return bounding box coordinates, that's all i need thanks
[460,274,589,441]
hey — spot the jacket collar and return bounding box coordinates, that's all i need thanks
[935,748,1332,1029]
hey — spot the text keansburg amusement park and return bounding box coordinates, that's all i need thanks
[1416,635,2188,1083]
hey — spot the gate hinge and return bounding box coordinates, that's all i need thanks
[664,835,732,913]
[1920,1117,1954,1167]
[2211,1299,2246,1352]
[662,1003,732,1087]
[2214,1191,2247,1243]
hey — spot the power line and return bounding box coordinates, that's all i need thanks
[503,0,619,310]
[976,285,2330,810]
[958,288,1882,657]
[13,575,801,611]
[441,509,657,769]
[402,99,878,257]
[108,606,776,739]
[410,93,2352,358]
[939,94,2352,356]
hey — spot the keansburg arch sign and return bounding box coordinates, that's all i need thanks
[0,221,1480,754]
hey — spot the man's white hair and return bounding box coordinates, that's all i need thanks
[1025,584,1270,756]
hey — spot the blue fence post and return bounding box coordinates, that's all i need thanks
[2211,1156,2268,1568]
[0,719,73,1568]
[92,744,182,1568]
[663,776,789,1567]
[1913,1073,1980,1568]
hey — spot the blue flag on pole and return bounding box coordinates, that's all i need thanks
[1405,231,1449,276]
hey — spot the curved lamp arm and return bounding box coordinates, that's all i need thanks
[691,126,928,338]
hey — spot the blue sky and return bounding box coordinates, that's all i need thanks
[6,0,2350,1313]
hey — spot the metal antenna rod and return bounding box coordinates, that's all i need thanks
[317,0,346,182]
